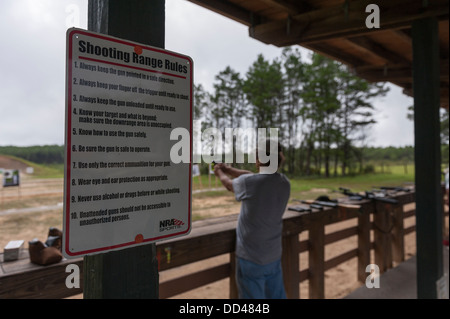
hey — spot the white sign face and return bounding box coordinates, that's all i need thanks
[63,28,192,258]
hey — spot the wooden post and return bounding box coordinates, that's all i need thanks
[373,201,393,273]
[229,252,238,299]
[412,17,443,299]
[357,211,371,283]
[391,205,405,265]
[308,222,324,299]
[83,0,164,299]
[281,234,300,299]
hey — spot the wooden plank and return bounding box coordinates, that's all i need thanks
[404,209,416,218]
[282,234,300,299]
[187,0,254,26]
[229,252,238,299]
[324,226,358,244]
[0,258,83,299]
[156,221,237,271]
[404,225,416,235]
[355,59,448,83]
[373,201,393,273]
[258,0,312,16]
[159,263,230,299]
[298,239,309,253]
[357,212,371,282]
[250,0,449,46]
[299,269,309,282]
[324,248,358,271]
[308,221,325,299]
[391,205,405,263]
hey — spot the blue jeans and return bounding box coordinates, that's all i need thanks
[236,257,287,299]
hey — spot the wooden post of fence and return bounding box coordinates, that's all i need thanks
[374,202,393,273]
[357,211,371,282]
[229,252,238,299]
[282,234,300,299]
[308,221,325,299]
[391,205,405,264]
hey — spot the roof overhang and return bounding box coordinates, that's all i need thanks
[187,0,449,108]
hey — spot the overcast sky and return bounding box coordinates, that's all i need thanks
[0,0,415,147]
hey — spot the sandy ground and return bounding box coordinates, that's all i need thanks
[0,163,447,299]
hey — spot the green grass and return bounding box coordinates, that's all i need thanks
[288,165,415,200]
[191,164,415,202]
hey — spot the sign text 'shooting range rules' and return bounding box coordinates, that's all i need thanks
[64,28,193,258]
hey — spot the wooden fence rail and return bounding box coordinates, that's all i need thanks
[1,188,447,299]
[157,190,424,299]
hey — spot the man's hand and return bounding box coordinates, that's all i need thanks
[213,162,227,175]
[213,163,234,192]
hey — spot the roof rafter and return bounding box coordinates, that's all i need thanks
[187,0,255,26]
[249,0,449,47]
[354,59,449,83]
[257,0,313,16]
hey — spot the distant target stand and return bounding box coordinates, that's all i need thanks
[0,169,21,203]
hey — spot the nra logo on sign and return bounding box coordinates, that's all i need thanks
[160,218,185,232]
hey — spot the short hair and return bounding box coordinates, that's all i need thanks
[257,140,283,168]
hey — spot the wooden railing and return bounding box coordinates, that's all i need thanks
[1,188,447,299]
[156,190,425,299]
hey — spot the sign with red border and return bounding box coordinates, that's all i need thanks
[63,28,192,258]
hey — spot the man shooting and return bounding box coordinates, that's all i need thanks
[214,141,291,299]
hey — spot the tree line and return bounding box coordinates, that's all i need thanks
[194,48,392,177]
[3,47,447,175]
[0,145,64,164]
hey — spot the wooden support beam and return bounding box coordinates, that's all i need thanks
[391,205,405,264]
[187,0,254,26]
[282,234,300,299]
[373,201,393,273]
[345,36,411,65]
[308,221,325,299]
[355,59,448,83]
[83,0,164,299]
[389,29,412,47]
[250,0,449,47]
[357,211,371,283]
[229,252,238,299]
[303,42,367,67]
[412,17,443,299]
[259,0,312,16]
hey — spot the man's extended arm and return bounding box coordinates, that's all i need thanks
[214,165,234,192]
[214,163,253,193]
[220,164,252,178]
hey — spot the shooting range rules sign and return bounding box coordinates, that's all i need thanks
[63,28,193,258]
